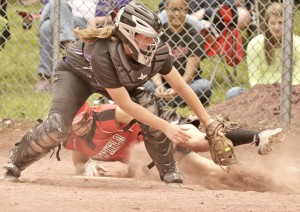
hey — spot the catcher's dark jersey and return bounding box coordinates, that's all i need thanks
[64,38,173,98]
[64,104,143,162]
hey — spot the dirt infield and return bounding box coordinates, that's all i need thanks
[1,84,300,211]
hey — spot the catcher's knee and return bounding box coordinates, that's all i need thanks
[38,113,71,148]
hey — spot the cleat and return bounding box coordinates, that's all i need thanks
[1,169,19,182]
[257,128,285,155]
[163,170,184,188]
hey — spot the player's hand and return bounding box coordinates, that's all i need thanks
[83,160,107,177]
[155,85,165,98]
[163,88,176,101]
[163,123,191,145]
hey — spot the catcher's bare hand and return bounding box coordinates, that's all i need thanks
[164,123,191,145]
[205,120,237,166]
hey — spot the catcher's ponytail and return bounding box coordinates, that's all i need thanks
[74,26,116,44]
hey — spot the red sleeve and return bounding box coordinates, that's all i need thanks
[93,104,119,132]
[64,134,81,151]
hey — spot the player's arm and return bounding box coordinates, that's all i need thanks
[106,86,192,144]
[72,150,89,175]
[182,56,200,84]
[115,106,135,125]
[177,124,209,152]
[164,56,200,100]
[151,74,166,98]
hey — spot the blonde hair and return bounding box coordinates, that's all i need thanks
[264,2,283,66]
[74,25,116,44]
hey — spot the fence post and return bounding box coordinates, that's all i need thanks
[280,0,294,130]
[52,0,61,72]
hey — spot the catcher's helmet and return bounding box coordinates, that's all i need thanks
[114,0,162,66]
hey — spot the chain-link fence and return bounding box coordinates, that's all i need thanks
[0,0,299,129]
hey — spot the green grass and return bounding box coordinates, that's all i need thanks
[1,1,300,120]
[0,1,102,120]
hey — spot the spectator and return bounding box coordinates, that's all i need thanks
[144,0,212,107]
[158,0,252,33]
[0,0,11,50]
[36,0,97,92]
[226,2,300,99]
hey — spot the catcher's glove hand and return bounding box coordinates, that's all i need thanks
[205,120,237,166]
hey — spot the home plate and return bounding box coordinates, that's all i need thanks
[72,175,132,181]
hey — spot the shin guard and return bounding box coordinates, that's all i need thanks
[132,88,183,183]
[4,114,70,177]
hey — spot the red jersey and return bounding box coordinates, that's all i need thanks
[64,104,143,163]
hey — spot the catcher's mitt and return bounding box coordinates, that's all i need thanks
[205,120,237,166]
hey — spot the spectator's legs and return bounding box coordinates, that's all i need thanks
[173,79,212,106]
[37,0,76,91]
[143,81,156,93]
[226,87,247,99]
[39,19,54,79]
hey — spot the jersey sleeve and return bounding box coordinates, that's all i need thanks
[93,104,119,132]
[63,134,81,151]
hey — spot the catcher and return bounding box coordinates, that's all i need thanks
[65,102,284,180]
[1,1,235,186]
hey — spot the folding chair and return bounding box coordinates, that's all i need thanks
[200,5,246,83]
